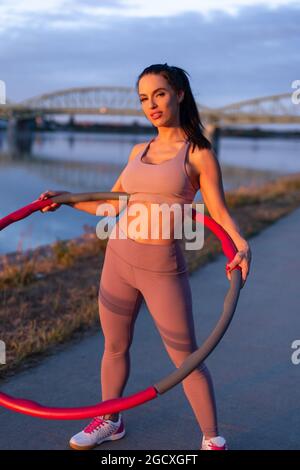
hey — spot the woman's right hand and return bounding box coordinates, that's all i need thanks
[38,190,70,213]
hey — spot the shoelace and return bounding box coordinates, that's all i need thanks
[207,440,226,450]
[208,442,223,450]
[202,437,226,450]
[84,417,114,434]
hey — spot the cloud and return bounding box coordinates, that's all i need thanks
[0,3,299,106]
[0,0,300,30]
[0,0,127,32]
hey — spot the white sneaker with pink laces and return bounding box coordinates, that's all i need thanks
[69,414,125,450]
[201,435,228,450]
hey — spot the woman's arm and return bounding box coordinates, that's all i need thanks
[195,147,252,288]
[68,172,126,217]
[68,142,147,216]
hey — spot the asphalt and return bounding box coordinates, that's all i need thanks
[0,206,300,450]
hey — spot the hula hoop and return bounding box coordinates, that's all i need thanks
[0,192,242,420]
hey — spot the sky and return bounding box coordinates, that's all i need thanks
[0,0,299,107]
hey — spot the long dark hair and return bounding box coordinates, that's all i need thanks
[135,63,212,152]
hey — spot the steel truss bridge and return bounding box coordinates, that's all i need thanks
[1,86,299,126]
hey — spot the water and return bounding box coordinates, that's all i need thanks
[0,130,299,255]
[220,136,300,173]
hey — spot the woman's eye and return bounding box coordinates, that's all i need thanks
[140,93,165,103]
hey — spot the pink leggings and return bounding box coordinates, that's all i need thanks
[98,232,219,438]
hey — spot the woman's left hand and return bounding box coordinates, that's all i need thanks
[226,244,252,289]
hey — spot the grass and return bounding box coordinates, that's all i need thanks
[1,172,300,379]
[183,172,300,272]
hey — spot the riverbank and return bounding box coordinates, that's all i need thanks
[1,171,300,380]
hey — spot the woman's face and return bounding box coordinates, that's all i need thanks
[138,73,184,127]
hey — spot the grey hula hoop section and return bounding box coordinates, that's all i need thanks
[0,191,242,419]
[51,191,243,393]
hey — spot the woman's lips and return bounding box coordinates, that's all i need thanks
[151,112,162,120]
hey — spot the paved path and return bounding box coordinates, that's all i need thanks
[1,206,300,450]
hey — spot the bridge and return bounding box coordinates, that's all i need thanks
[0,86,299,124]
[0,86,299,155]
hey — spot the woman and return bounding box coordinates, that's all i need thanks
[39,64,252,451]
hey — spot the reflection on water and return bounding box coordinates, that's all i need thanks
[0,130,299,255]
[220,136,300,173]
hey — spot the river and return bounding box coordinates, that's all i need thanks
[0,130,299,255]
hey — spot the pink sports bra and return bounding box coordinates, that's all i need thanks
[120,137,199,206]
[114,138,200,243]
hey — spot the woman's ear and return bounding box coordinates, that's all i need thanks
[178,90,185,103]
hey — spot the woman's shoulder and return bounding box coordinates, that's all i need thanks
[188,143,217,168]
[128,141,149,162]
[187,143,218,184]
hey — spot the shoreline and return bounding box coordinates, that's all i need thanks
[0,163,286,264]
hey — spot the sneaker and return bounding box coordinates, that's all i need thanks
[69,414,125,450]
[201,435,228,450]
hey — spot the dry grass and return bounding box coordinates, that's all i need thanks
[183,172,300,272]
[1,172,300,379]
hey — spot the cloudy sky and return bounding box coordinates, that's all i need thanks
[0,0,299,107]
